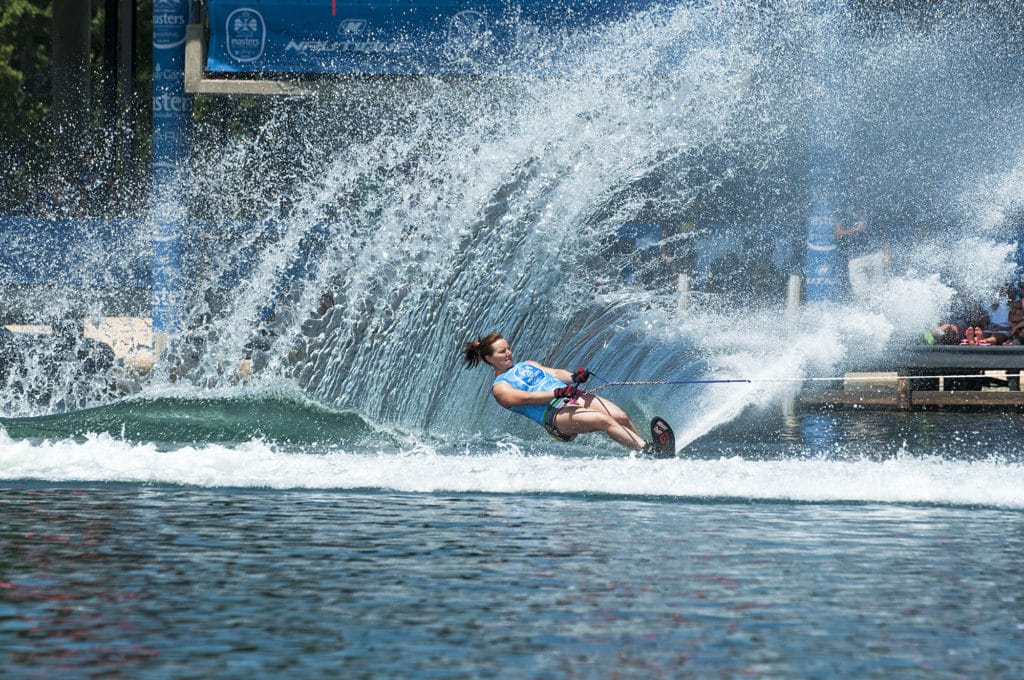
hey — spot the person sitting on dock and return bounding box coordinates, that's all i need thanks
[928,292,1005,346]
[961,327,993,345]
[952,296,1008,346]
[927,293,971,345]
[979,284,1015,345]
[927,322,964,345]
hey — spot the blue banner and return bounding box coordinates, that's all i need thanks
[802,4,845,305]
[152,0,192,334]
[804,128,840,304]
[207,0,658,75]
[0,218,149,288]
[804,199,838,303]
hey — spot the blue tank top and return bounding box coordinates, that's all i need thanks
[492,362,568,427]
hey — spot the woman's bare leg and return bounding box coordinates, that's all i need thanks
[552,407,647,450]
[577,394,645,439]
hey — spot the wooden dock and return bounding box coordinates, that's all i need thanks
[799,345,1024,411]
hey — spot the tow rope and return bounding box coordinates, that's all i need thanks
[584,370,1012,393]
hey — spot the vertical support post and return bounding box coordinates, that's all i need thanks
[803,4,845,304]
[151,0,192,349]
[782,273,800,415]
[804,184,838,303]
[676,273,691,316]
[786,274,802,316]
[896,377,911,411]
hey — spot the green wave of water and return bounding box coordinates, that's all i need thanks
[0,394,381,448]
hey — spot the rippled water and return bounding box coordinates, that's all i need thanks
[3,1,1023,676]
[2,485,1021,678]
[3,397,1024,678]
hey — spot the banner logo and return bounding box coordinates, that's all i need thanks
[226,8,266,62]
[153,0,187,49]
[338,19,367,37]
[445,10,490,62]
[286,17,405,56]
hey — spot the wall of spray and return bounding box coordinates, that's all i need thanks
[3,2,1023,442]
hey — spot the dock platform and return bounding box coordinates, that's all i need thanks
[799,345,1024,411]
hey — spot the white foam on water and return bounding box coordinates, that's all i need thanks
[2,429,1020,510]
[666,275,951,451]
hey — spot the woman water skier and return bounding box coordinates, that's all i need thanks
[463,332,670,456]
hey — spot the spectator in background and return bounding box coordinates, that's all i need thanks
[959,288,1014,346]
[981,284,1014,344]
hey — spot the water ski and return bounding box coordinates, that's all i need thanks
[649,417,675,459]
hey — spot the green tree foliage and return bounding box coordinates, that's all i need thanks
[0,0,157,214]
[0,0,50,140]
[0,0,53,208]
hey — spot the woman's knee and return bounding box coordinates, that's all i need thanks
[601,401,631,426]
[601,413,622,430]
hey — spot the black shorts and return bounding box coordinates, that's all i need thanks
[542,397,578,442]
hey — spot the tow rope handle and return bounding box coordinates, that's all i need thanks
[571,367,591,386]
